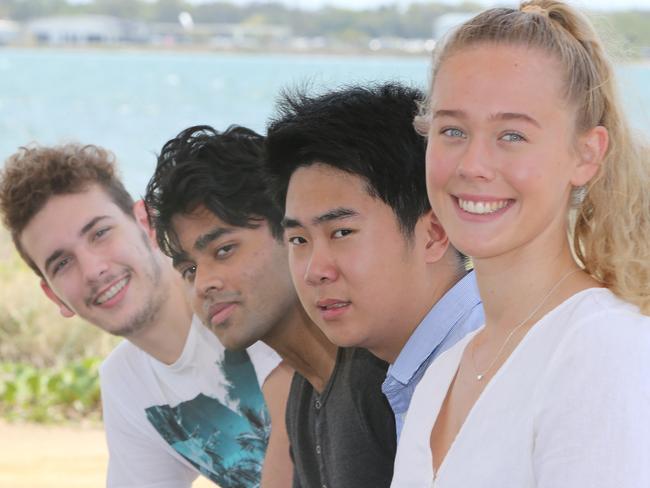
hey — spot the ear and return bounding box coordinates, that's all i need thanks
[40,279,76,318]
[571,125,608,186]
[133,199,158,247]
[421,210,450,264]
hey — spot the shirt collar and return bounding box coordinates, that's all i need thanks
[388,271,482,384]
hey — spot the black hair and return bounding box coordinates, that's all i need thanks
[144,125,284,259]
[265,82,429,238]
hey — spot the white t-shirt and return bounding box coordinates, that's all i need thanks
[392,288,650,488]
[100,316,281,488]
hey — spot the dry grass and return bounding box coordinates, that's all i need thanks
[0,227,118,368]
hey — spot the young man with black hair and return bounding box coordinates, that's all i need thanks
[0,144,291,488]
[145,124,398,488]
[264,83,484,460]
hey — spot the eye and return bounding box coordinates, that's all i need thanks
[441,127,466,139]
[52,256,71,276]
[287,236,307,246]
[180,265,196,283]
[500,132,526,143]
[215,244,236,259]
[332,229,353,239]
[94,226,111,240]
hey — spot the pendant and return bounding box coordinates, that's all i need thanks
[476,374,484,381]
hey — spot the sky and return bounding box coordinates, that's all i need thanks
[220,0,650,11]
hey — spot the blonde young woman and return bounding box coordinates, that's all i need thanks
[391,1,650,487]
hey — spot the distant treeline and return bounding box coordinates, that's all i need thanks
[2,1,650,49]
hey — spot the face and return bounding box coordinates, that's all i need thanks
[425,44,603,260]
[170,206,296,350]
[284,164,441,356]
[20,185,167,337]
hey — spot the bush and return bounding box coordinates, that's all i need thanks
[0,358,102,423]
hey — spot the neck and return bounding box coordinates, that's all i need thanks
[473,233,595,335]
[263,300,337,394]
[373,264,465,364]
[127,266,193,365]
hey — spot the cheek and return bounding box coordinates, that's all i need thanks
[426,142,454,202]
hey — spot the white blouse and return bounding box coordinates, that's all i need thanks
[391,288,650,488]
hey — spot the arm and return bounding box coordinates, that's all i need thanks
[260,361,294,488]
[533,313,650,488]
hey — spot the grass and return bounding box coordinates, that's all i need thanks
[0,227,118,423]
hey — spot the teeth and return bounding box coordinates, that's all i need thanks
[96,277,129,305]
[458,198,509,215]
[324,302,349,310]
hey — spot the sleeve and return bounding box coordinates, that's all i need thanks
[246,340,282,387]
[100,357,197,488]
[532,312,650,488]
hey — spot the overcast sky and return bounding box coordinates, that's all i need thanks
[218,0,650,11]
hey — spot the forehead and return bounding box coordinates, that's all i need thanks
[170,205,271,252]
[19,186,129,266]
[286,164,379,215]
[433,44,565,116]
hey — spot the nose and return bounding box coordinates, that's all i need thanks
[304,242,338,286]
[79,248,110,283]
[456,136,496,181]
[194,264,225,298]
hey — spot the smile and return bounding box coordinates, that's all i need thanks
[457,198,510,215]
[95,276,129,305]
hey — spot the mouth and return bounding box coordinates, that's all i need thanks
[316,299,351,320]
[94,276,130,306]
[456,196,513,216]
[208,302,238,327]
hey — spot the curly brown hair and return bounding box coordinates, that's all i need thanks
[0,143,134,276]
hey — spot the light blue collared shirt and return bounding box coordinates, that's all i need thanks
[381,271,484,440]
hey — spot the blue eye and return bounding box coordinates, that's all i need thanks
[52,257,71,276]
[441,127,466,139]
[501,132,526,143]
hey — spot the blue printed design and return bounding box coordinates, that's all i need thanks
[145,349,269,487]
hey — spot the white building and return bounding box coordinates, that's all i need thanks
[27,15,148,45]
[0,19,20,45]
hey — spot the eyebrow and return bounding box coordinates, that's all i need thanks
[194,226,234,251]
[282,207,359,229]
[44,215,110,274]
[433,109,541,128]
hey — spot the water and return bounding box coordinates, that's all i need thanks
[1,48,648,196]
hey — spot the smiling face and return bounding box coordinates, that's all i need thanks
[284,164,443,359]
[425,43,602,261]
[170,206,296,350]
[19,185,167,337]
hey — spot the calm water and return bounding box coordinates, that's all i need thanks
[1,47,649,196]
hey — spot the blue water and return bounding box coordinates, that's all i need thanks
[1,48,648,196]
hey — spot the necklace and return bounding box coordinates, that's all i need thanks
[472,268,580,381]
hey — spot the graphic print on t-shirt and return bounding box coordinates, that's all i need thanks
[145,349,269,488]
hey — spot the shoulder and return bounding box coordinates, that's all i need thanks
[245,340,282,387]
[99,340,147,389]
[551,288,650,353]
[538,288,650,399]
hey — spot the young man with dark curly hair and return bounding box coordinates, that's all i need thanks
[0,144,292,488]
